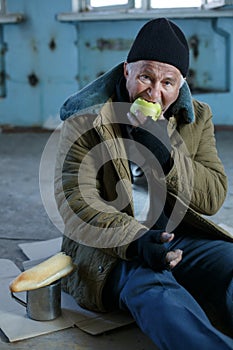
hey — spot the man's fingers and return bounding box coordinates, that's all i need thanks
[160,232,174,243]
[166,249,183,262]
[127,111,147,127]
[166,249,183,269]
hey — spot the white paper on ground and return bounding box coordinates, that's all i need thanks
[5,223,233,342]
[218,223,233,237]
[19,236,62,261]
[0,257,133,342]
[62,292,134,336]
[0,259,71,342]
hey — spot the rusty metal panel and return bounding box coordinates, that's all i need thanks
[77,18,230,93]
[0,2,233,126]
[76,17,233,124]
[186,19,229,93]
[0,0,77,127]
[76,20,138,88]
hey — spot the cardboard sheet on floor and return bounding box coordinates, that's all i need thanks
[0,238,134,342]
[2,223,233,342]
[0,259,71,342]
[19,236,62,261]
[218,223,233,237]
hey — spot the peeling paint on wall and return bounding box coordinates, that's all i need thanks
[95,38,132,51]
[189,35,199,59]
[1,2,233,126]
[28,73,39,86]
[49,38,56,51]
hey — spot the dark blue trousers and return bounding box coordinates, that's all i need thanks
[103,235,233,350]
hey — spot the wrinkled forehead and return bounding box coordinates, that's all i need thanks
[126,61,183,84]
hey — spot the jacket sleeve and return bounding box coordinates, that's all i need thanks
[166,101,227,216]
[54,114,147,259]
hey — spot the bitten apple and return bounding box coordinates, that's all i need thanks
[130,98,162,121]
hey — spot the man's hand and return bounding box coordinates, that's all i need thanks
[127,110,172,175]
[160,232,183,269]
[127,109,165,127]
[128,230,183,271]
[166,249,183,269]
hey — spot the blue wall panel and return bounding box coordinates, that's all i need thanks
[0,2,233,127]
[0,0,77,127]
[76,18,233,125]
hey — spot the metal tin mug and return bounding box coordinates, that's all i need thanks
[11,279,61,321]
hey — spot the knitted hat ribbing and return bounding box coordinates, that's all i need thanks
[127,18,189,77]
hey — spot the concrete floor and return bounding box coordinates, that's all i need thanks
[0,129,233,349]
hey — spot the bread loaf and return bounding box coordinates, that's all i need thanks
[9,252,74,292]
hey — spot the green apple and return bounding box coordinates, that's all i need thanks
[130,98,162,121]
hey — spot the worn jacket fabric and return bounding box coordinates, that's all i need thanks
[54,63,233,313]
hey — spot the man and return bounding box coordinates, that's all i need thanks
[55,18,233,349]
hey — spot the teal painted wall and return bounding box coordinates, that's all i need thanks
[0,0,77,127]
[0,1,233,127]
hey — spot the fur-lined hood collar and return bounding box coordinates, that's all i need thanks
[60,63,195,124]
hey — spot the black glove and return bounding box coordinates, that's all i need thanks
[130,119,172,174]
[128,229,169,271]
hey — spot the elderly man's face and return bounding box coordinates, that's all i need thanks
[124,60,182,115]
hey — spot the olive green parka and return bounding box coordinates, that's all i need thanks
[54,63,233,312]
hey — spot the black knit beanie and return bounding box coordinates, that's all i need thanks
[127,18,189,77]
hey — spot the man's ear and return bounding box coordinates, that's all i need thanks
[123,61,129,79]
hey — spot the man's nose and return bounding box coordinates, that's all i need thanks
[147,84,161,101]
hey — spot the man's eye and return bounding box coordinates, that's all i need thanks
[164,81,174,88]
[140,75,151,82]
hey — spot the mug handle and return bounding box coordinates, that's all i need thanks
[11,292,27,307]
